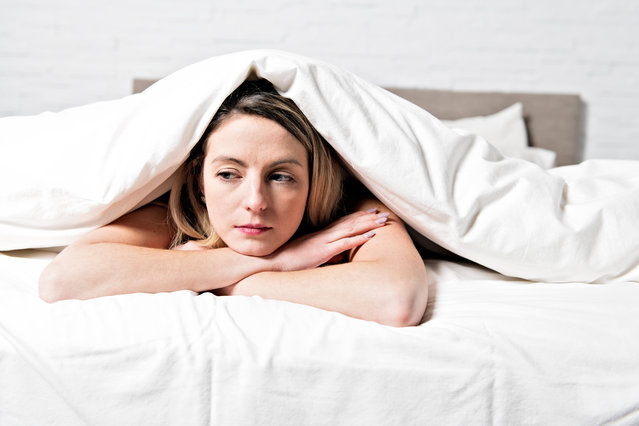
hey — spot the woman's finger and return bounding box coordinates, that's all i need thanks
[328,229,377,255]
[323,211,390,242]
[271,210,391,271]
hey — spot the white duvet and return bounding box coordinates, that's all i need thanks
[2,50,639,425]
[1,49,639,282]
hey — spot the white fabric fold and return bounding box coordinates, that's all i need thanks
[1,49,638,282]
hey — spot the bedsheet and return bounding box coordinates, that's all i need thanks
[1,49,639,283]
[2,250,639,425]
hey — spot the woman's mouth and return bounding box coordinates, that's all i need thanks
[235,224,273,235]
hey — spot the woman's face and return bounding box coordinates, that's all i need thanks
[201,113,310,256]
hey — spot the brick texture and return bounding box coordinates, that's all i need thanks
[1,0,638,160]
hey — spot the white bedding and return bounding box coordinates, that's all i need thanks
[2,250,639,425]
[1,49,639,282]
[2,49,639,424]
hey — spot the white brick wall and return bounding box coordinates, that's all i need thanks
[1,0,638,160]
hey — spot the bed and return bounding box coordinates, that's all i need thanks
[2,50,639,425]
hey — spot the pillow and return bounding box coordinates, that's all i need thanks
[441,103,556,169]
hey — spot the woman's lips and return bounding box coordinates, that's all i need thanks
[235,224,272,235]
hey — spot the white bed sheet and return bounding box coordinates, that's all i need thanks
[2,250,638,425]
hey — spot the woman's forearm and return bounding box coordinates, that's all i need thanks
[222,199,429,327]
[39,242,271,302]
[224,257,428,327]
[39,204,391,303]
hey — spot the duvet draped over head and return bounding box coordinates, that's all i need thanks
[1,49,639,283]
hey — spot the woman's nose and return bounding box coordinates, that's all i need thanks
[245,178,268,212]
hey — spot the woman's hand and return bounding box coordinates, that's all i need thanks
[217,198,429,326]
[267,209,390,272]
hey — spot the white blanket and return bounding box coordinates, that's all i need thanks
[1,49,639,282]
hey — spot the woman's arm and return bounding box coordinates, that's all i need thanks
[38,204,269,301]
[39,203,387,302]
[218,199,429,327]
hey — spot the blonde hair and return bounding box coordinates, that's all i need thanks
[169,79,344,248]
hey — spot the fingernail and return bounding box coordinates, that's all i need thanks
[366,207,378,213]
[377,212,390,218]
[364,231,376,238]
[376,216,388,224]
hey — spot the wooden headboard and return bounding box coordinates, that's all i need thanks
[133,79,582,166]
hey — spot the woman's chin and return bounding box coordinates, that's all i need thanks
[228,242,278,257]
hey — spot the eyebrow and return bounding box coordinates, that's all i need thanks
[210,156,304,168]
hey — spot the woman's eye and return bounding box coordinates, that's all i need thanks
[271,173,295,183]
[217,171,238,180]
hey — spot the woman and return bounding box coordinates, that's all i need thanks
[39,80,428,327]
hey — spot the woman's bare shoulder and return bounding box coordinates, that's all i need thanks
[74,197,173,249]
